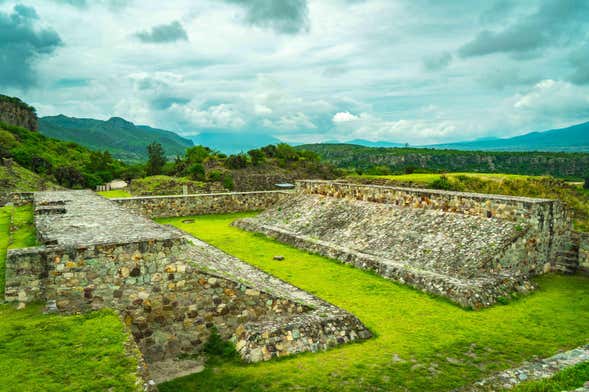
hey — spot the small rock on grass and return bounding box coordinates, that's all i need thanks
[273,255,285,261]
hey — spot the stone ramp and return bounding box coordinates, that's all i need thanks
[5,190,370,367]
[234,194,540,308]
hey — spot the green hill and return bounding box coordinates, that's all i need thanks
[39,115,193,162]
[297,143,589,180]
[427,121,589,152]
[1,120,128,190]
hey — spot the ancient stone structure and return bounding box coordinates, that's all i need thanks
[235,180,575,308]
[111,190,290,218]
[0,94,38,131]
[5,191,370,368]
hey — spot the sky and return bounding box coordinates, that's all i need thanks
[1,0,588,144]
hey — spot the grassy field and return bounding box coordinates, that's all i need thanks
[158,213,589,392]
[97,189,132,198]
[0,205,140,391]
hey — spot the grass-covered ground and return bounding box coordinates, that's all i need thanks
[512,361,589,392]
[0,205,140,391]
[348,172,589,232]
[158,213,589,392]
[97,189,132,198]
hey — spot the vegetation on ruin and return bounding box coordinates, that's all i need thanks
[158,213,589,392]
[0,205,140,391]
[347,173,589,232]
[298,143,589,180]
[97,189,133,198]
[510,361,589,392]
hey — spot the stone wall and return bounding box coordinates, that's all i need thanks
[5,190,370,365]
[578,232,589,271]
[112,190,290,218]
[297,180,573,267]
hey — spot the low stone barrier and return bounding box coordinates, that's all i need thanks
[111,190,290,218]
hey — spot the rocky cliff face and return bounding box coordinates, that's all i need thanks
[0,95,38,131]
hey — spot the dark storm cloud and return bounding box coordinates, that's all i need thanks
[0,4,63,88]
[568,45,589,85]
[135,21,188,43]
[459,0,589,58]
[423,52,452,71]
[225,0,309,34]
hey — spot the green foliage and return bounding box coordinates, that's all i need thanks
[97,190,132,198]
[247,149,265,166]
[299,144,589,180]
[204,326,238,360]
[0,121,129,189]
[146,142,167,176]
[584,178,589,190]
[186,145,212,164]
[511,361,589,392]
[187,162,206,181]
[129,175,207,196]
[225,153,248,169]
[431,175,453,190]
[158,213,589,392]
[222,174,234,191]
[0,94,36,113]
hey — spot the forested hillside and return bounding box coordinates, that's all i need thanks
[40,115,193,162]
[298,144,589,179]
[0,121,128,189]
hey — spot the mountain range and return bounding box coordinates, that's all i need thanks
[38,113,589,161]
[39,115,193,162]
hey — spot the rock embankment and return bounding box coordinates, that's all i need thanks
[0,94,38,131]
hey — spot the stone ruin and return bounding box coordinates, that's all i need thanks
[235,180,578,308]
[4,190,371,372]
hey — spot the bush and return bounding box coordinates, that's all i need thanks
[187,163,206,181]
[247,149,265,166]
[431,175,455,191]
[225,154,248,169]
[584,178,589,190]
[222,174,234,190]
[204,326,237,359]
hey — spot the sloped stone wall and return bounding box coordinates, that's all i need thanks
[112,191,290,218]
[297,180,573,267]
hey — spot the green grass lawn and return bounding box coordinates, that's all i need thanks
[158,213,589,392]
[348,172,534,184]
[0,205,140,391]
[97,189,132,198]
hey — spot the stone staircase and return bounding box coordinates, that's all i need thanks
[554,232,580,275]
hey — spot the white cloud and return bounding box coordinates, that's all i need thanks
[262,112,316,131]
[514,79,589,116]
[332,111,359,123]
[169,102,246,130]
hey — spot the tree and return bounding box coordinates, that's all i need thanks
[247,149,265,166]
[584,178,589,190]
[146,142,166,176]
[225,153,248,169]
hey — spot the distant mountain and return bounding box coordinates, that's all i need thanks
[39,115,193,162]
[427,121,589,152]
[189,132,282,155]
[345,139,405,148]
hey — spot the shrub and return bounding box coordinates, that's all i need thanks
[584,178,589,190]
[247,149,265,166]
[187,163,206,181]
[225,154,248,169]
[204,326,237,359]
[431,175,455,191]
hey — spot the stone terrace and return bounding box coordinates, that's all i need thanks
[235,181,574,308]
[5,190,370,368]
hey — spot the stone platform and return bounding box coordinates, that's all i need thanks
[235,181,574,308]
[5,190,370,367]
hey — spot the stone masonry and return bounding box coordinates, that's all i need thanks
[4,191,370,366]
[234,180,575,308]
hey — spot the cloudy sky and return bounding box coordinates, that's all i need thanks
[1,0,588,144]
